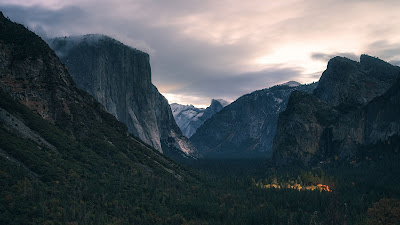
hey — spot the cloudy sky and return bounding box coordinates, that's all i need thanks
[1,0,400,107]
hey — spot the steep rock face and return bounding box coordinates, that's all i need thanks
[49,35,196,156]
[171,99,229,137]
[0,12,157,153]
[273,91,340,165]
[273,55,400,165]
[363,77,400,144]
[190,82,317,158]
[314,55,400,106]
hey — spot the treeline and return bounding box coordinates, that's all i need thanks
[1,89,400,224]
[184,141,400,225]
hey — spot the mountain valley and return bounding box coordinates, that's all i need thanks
[0,12,399,225]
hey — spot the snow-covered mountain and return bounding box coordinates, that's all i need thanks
[281,81,301,87]
[171,99,229,138]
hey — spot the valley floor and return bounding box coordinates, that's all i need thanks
[1,88,399,224]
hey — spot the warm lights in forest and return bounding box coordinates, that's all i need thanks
[255,182,333,192]
[317,184,332,192]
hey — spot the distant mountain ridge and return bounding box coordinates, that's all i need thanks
[49,34,197,158]
[190,81,317,158]
[171,99,229,138]
[273,55,400,165]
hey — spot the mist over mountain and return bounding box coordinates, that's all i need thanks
[48,35,197,158]
[190,81,317,158]
[171,99,229,138]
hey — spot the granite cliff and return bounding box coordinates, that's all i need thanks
[190,82,317,158]
[314,55,399,106]
[273,55,400,165]
[49,35,196,157]
[171,99,229,138]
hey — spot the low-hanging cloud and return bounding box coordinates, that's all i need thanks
[311,52,359,62]
[1,0,400,107]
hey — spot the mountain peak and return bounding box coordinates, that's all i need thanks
[211,99,230,107]
[171,99,229,138]
[49,34,147,58]
[281,81,302,87]
[315,54,400,106]
[360,54,392,67]
[274,55,400,166]
[326,56,359,72]
[360,54,381,64]
[360,54,400,78]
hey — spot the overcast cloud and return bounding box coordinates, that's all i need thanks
[1,0,400,107]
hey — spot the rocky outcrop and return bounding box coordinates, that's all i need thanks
[314,55,400,106]
[273,55,400,165]
[171,99,229,138]
[49,35,196,157]
[190,82,317,158]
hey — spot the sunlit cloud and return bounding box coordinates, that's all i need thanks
[1,0,399,107]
